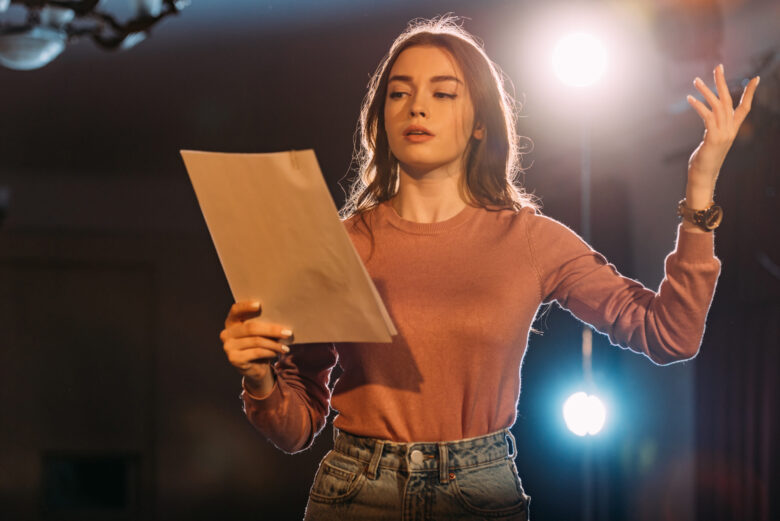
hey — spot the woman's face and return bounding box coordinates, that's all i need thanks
[383,45,483,177]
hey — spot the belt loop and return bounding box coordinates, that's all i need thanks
[365,439,384,480]
[505,429,517,459]
[438,443,449,484]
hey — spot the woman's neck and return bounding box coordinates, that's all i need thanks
[390,166,467,223]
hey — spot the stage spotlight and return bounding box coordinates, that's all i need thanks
[551,32,608,88]
[563,391,606,436]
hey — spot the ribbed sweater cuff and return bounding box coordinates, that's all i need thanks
[241,374,281,408]
[674,223,716,263]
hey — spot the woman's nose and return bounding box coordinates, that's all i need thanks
[410,94,427,118]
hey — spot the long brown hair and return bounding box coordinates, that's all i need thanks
[339,14,538,239]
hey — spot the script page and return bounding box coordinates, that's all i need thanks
[181,149,397,344]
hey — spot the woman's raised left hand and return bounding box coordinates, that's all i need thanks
[686,63,760,196]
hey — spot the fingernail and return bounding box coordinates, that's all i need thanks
[694,77,701,85]
[282,345,290,353]
[251,301,261,308]
[718,63,724,73]
[281,328,293,337]
[756,76,760,86]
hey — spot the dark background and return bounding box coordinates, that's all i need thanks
[0,0,777,520]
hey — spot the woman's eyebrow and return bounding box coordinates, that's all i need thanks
[388,74,463,85]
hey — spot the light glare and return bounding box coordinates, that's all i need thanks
[563,391,607,436]
[552,32,607,87]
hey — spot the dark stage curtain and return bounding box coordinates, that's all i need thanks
[695,97,779,521]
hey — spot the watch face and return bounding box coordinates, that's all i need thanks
[703,206,723,229]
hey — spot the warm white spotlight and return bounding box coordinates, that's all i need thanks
[563,391,607,436]
[552,32,607,88]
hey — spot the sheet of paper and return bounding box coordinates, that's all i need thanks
[180,149,397,344]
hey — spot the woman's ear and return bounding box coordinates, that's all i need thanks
[472,123,485,140]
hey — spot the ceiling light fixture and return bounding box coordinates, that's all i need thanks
[0,0,189,70]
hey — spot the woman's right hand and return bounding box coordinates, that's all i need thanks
[219,300,293,385]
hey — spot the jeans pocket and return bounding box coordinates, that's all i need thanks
[308,450,367,504]
[451,459,530,517]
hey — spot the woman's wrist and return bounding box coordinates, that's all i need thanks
[243,367,277,400]
[684,180,715,210]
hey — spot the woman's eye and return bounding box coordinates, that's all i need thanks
[388,92,456,99]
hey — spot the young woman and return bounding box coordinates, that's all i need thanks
[219,15,759,521]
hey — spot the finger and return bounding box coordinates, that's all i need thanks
[694,77,723,127]
[239,319,293,341]
[734,76,759,128]
[225,300,262,328]
[229,347,284,366]
[220,322,248,343]
[687,94,715,127]
[226,335,289,354]
[714,64,733,112]
[219,319,293,342]
[220,322,259,343]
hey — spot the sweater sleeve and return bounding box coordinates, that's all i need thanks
[527,214,721,365]
[240,341,338,454]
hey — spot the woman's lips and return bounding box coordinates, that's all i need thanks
[404,133,434,143]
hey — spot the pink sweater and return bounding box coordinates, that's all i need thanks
[240,201,721,453]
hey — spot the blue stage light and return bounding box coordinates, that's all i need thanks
[563,391,607,436]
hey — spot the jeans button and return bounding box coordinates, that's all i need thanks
[410,449,424,464]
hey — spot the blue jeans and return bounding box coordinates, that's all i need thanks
[303,427,531,520]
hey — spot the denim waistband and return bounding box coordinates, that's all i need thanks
[332,427,517,484]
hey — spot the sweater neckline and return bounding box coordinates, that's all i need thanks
[379,199,479,235]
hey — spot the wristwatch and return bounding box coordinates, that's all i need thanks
[677,198,723,231]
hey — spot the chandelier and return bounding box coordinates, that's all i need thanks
[0,0,190,70]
